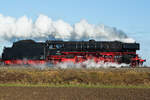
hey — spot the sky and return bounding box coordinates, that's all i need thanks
[0,0,149,65]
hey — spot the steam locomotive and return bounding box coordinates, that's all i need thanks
[1,39,145,67]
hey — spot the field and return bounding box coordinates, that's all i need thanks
[0,67,150,86]
[0,87,150,100]
[0,66,150,100]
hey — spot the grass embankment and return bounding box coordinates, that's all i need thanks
[0,67,150,88]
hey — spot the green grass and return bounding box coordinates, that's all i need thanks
[0,83,150,89]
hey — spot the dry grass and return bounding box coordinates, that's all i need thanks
[0,67,150,86]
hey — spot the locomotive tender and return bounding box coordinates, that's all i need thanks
[1,39,145,67]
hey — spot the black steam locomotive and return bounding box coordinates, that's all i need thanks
[1,39,145,67]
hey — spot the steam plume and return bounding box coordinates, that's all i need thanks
[0,14,135,43]
[55,60,129,69]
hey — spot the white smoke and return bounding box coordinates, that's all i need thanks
[55,60,129,69]
[0,14,135,43]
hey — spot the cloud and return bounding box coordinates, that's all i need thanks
[0,14,135,43]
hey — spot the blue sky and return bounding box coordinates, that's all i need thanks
[0,0,149,65]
